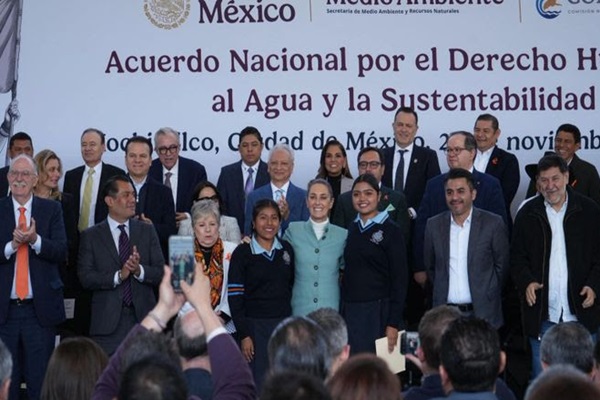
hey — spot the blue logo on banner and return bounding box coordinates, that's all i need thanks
[536,0,562,19]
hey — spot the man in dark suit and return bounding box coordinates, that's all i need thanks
[424,169,509,329]
[244,144,309,235]
[217,126,270,233]
[78,175,164,355]
[381,107,441,326]
[148,127,207,224]
[414,131,506,286]
[125,136,176,258]
[473,114,520,229]
[332,146,410,242]
[0,131,33,197]
[0,154,67,400]
[63,128,125,231]
[525,123,600,206]
[382,107,441,219]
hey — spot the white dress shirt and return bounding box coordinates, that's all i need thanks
[4,196,42,299]
[447,208,473,304]
[546,197,576,323]
[474,147,494,173]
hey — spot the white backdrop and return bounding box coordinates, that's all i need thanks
[3,0,599,212]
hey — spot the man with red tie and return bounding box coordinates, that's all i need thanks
[0,154,67,400]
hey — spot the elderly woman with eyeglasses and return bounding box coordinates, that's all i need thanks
[188,199,239,332]
[178,181,241,243]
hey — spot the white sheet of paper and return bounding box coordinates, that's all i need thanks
[375,331,405,374]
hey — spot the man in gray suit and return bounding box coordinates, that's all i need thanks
[78,175,164,354]
[424,168,509,329]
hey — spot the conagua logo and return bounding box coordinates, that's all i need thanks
[144,0,191,29]
[536,0,561,19]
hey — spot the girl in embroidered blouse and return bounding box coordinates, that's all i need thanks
[190,199,239,331]
[341,174,408,356]
[227,199,295,391]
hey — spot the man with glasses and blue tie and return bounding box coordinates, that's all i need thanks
[0,154,67,400]
[148,127,207,227]
[413,131,507,287]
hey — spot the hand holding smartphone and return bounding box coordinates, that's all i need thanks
[168,236,195,292]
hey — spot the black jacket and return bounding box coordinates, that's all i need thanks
[510,187,600,337]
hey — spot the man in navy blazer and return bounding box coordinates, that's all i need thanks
[125,137,176,258]
[63,128,126,231]
[382,107,441,218]
[244,144,309,235]
[473,114,520,230]
[424,169,509,329]
[218,126,270,233]
[0,131,34,197]
[148,127,207,223]
[414,131,507,286]
[0,154,67,400]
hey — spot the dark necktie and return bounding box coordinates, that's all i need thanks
[164,172,173,189]
[394,149,408,192]
[118,224,133,306]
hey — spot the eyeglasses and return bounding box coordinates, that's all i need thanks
[8,170,35,179]
[157,145,179,155]
[196,195,219,202]
[358,161,381,169]
[444,147,468,155]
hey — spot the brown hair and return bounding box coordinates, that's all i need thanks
[327,354,402,400]
[40,337,108,400]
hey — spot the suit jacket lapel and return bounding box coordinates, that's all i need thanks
[441,214,451,269]
[405,146,422,191]
[99,220,120,265]
[1,198,15,232]
[256,161,270,188]
[73,166,85,206]
[176,160,186,210]
[233,161,244,193]
[466,208,480,273]
[485,146,500,174]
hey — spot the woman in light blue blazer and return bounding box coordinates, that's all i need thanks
[283,179,347,316]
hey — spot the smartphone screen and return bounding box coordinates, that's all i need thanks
[168,236,195,292]
[400,331,420,356]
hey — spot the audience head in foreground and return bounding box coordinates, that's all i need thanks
[261,371,331,400]
[327,354,401,400]
[525,364,600,400]
[540,321,594,375]
[439,317,505,395]
[40,337,108,400]
[268,315,332,381]
[307,307,350,376]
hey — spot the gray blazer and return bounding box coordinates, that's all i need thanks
[424,207,509,328]
[78,218,164,335]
